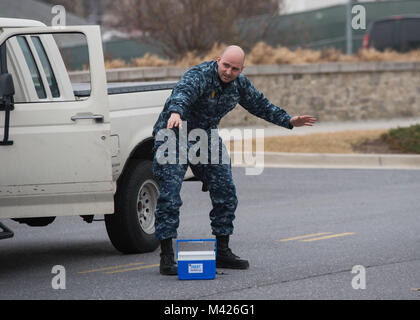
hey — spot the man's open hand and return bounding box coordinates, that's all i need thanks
[290,115,317,127]
[167,112,183,129]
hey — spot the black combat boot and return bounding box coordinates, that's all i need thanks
[160,238,178,275]
[216,235,249,269]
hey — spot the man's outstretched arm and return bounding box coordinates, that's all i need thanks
[238,76,316,129]
[290,115,317,127]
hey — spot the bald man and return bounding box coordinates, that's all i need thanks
[152,45,316,275]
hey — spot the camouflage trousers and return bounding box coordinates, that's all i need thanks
[152,130,238,240]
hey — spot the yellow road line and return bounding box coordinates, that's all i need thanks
[104,264,160,274]
[301,232,355,242]
[279,232,332,242]
[78,262,145,274]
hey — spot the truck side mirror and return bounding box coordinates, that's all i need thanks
[0,73,15,99]
[0,73,15,146]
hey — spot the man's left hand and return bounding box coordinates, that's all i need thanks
[290,115,317,127]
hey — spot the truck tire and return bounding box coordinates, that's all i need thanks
[105,159,160,254]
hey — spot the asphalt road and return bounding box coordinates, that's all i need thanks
[1,167,420,300]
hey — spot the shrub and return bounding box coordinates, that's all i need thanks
[384,124,420,154]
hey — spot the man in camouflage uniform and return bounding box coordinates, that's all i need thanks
[152,45,316,275]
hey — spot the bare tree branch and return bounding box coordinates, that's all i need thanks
[109,0,283,59]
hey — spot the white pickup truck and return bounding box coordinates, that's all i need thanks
[0,18,177,254]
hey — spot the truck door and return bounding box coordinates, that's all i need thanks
[0,26,114,219]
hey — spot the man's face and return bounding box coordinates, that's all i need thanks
[217,55,244,83]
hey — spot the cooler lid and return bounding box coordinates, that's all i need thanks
[177,250,215,261]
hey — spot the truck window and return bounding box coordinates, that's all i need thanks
[31,36,60,98]
[399,19,420,52]
[16,36,47,99]
[370,20,397,51]
[52,33,91,99]
[6,32,91,102]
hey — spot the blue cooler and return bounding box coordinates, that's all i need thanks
[176,239,216,280]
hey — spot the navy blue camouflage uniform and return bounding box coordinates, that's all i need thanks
[152,60,293,240]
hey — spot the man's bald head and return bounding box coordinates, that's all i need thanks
[217,45,245,83]
[221,45,246,66]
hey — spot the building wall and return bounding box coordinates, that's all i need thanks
[221,62,420,126]
[283,0,347,14]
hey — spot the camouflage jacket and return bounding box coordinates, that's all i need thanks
[153,60,293,136]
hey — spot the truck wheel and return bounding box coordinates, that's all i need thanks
[105,159,160,254]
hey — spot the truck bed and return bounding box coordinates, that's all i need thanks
[72,81,176,97]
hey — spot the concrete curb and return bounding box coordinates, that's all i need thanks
[230,152,420,170]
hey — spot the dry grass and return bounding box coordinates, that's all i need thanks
[104,58,128,69]
[104,42,420,69]
[246,42,420,65]
[231,129,390,154]
[132,53,170,67]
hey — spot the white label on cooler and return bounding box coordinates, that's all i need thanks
[188,263,203,273]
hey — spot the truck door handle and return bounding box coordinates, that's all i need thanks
[71,114,104,123]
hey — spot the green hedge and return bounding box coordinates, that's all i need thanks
[383,124,420,154]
